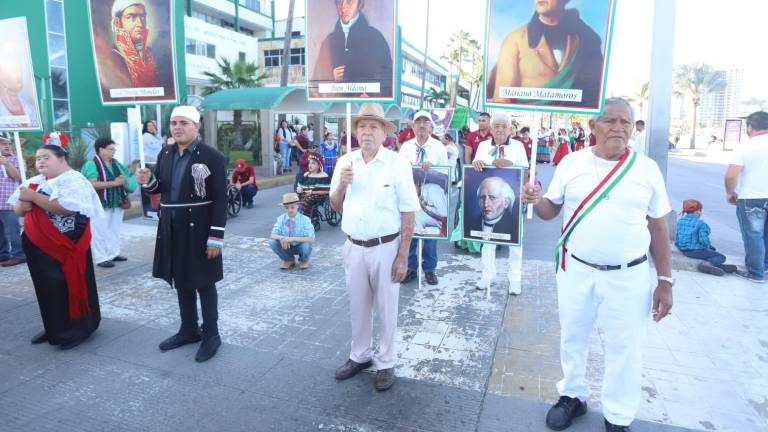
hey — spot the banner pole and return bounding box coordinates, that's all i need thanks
[526,111,542,219]
[156,104,162,137]
[346,102,352,154]
[136,105,146,169]
[418,239,422,290]
[13,132,26,183]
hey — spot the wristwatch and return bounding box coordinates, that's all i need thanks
[657,275,675,286]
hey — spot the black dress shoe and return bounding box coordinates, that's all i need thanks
[30,331,48,344]
[546,396,587,430]
[424,272,438,285]
[111,255,128,262]
[97,261,115,268]
[158,331,202,351]
[401,270,417,283]
[335,359,372,380]
[374,368,395,391]
[195,335,221,362]
[604,418,631,431]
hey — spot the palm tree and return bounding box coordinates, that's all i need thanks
[674,63,726,149]
[629,81,649,119]
[445,30,479,107]
[202,58,268,151]
[425,88,449,108]
[418,0,431,109]
[280,0,296,88]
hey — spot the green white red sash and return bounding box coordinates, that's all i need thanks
[555,148,637,272]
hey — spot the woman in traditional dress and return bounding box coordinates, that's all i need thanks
[296,152,330,218]
[518,127,534,161]
[536,128,551,164]
[11,145,104,350]
[552,128,571,165]
[81,137,137,268]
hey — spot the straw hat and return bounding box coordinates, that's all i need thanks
[352,103,395,133]
[280,192,300,206]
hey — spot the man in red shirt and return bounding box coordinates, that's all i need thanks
[231,159,258,208]
[464,112,492,163]
[397,119,415,149]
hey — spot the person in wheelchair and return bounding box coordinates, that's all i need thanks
[296,153,330,219]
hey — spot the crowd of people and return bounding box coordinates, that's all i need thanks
[2,101,767,432]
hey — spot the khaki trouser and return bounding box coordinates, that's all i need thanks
[343,237,400,370]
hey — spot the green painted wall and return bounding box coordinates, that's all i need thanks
[1,0,187,135]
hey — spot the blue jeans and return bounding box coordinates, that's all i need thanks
[241,184,257,204]
[0,210,24,260]
[736,198,768,279]
[279,142,291,171]
[269,239,312,262]
[408,238,437,272]
[681,248,725,265]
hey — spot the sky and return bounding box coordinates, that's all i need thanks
[275,0,768,100]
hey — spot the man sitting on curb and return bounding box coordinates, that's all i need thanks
[675,199,737,276]
[269,193,315,269]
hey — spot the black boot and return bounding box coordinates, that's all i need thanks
[30,331,48,345]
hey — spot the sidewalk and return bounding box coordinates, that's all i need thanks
[0,186,764,431]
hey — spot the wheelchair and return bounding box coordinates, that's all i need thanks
[305,196,341,231]
[226,183,243,218]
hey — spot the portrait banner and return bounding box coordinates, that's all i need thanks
[413,165,452,240]
[0,17,42,132]
[88,0,178,105]
[482,0,616,115]
[462,165,524,246]
[306,0,398,102]
[722,119,741,151]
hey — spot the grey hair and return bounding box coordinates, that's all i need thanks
[490,112,510,127]
[594,97,635,123]
[477,177,515,210]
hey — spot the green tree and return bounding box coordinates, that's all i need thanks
[425,87,449,108]
[674,63,726,149]
[202,58,267,152]
[443,30,480,108]
[629,81,649,119]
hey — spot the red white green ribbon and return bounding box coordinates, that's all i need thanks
[490,144,505,159]
[554,148,637,272]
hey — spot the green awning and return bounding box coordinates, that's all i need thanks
[201,87,305,110]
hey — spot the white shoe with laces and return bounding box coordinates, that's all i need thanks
[476,277,491,290]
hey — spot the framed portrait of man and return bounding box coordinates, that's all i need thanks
[413,166,451,240]
[88,0,178,105]
[0,17,42,132]
[483,0,616,114]
[462,166,524,246]
[306,0,397,101]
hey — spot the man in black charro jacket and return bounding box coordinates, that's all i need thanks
[310,0,393,98]
[137,106,227,362]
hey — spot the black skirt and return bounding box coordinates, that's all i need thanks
[22,233,101,346]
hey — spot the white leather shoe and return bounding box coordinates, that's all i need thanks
[508,280,522,295]
[476,278,490,290]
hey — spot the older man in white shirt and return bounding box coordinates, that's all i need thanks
[472,112,529,295]
[399,111,448,285]
[330,103,420,391]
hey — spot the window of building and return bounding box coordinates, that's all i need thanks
[290,47,305,66]
[239,52,246,62]
[402,94,420,107]
[292,30,301,37]
[239,0,261,11]
[206,43,216,59]
[45,0,70,130]
[264,49,282,67]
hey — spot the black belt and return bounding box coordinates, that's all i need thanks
[571,254,647,271]
[348,233,399,248]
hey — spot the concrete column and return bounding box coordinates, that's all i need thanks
[646,0,677,181]
[312,113,323,144]
[203,110,217,149]
[260,109,274,175]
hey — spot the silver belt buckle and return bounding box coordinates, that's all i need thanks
[596,264,610,271]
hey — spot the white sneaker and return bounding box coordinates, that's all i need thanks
[476,278,490,290]
[508,280,522,295]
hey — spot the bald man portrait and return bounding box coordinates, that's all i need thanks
[465,175,521,244]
